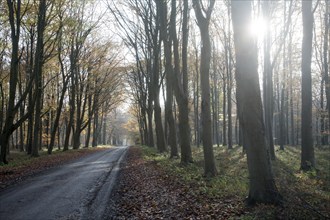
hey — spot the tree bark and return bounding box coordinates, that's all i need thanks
[322,0,329,145]
[171,0,192,164]
[153,3,166,153]
[31,0,47,157]
[222,67,227,147]
[262,0,276,160]
[193,0,217,177]
[227,20,233,149]
[158,0,178,157]
[0,0,21,164]
[48,17,68,154]
[92,99,99,147]
[231,0,282,205]
[300,0,315,171]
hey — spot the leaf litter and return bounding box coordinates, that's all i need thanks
[105,147,245,219]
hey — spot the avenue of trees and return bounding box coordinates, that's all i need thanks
[0,0,329,205]
[111,0,329,204]
[0,0,125,164]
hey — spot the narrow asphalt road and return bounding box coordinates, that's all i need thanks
[0,146,128,220]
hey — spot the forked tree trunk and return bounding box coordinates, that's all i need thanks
[32,0,47,157]
[158,0,178,157]
[193,0,217,177]
[171,0,192,164]
[231,0,282,205]
[0,0,21,164]
[49,20,68,154]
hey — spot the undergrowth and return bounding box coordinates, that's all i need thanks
[142,145,330,219]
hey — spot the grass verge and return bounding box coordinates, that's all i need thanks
[142,145,330,219]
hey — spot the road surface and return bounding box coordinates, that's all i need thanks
[0,146,128,220]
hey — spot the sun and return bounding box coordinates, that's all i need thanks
[250,17,267,39]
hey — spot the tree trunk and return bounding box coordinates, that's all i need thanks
[231,0,282,205]
[102,115,107,145]
[0,0,21,164]
[49,22,68,154]
[193,0,217,177]
[85,118,91,148]
[26,30,35,155]
[92,107,99,147]
[289,29,295,146]
[171,0,192,163]
[262,0,276,160]
[64,75,75,151]
[147,106,154,147]
[31,0,47,157]
[222,75,227,146]
[194,42,200,147]
[158,0,178,157]
[322,1,329,145]
[227,32,233,149]
[300,0,315,171]
[211,53,220,147]
[152,6,166,153]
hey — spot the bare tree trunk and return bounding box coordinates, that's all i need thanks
[92,102,99,148]
[18,77,25,152]
[279,2,288,151]
[263,0,276,160]
[227,37,233,149]
[231,0,282,205]
[26,29,35,155]
[193,0,217,177]
[222,74,227,146]
[158,0,178,157]
[0,0,22,164]
[212,50,220,147]
[49,17,68,154]
[289,29,295,146]
[194,43,200,148]
[171,0,192,164]
[147,106,154,147]
[85,118,91,148]
[49,58,68,151]
[322,1,329,145]
[31,0,47,157]
[300,0,315,171]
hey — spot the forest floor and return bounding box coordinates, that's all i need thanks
[107,145,330,219]
[0,146,109,190]
[1,145,329,219]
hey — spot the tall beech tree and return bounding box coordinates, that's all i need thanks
[322,0,329,144]
[262,0,276,159]
[1,0,34,164]
[0,0,123,164]
[153,0,167,153]
[231,0,282,205]
[31,0,47,157]
[300,0,315,171]
[158,0,178,157]
[0,0,23,164]
[170,0,193,163]
[193,0,217,177]
[48,1,68,154]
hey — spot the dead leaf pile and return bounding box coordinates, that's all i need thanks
[105,147,245,219]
